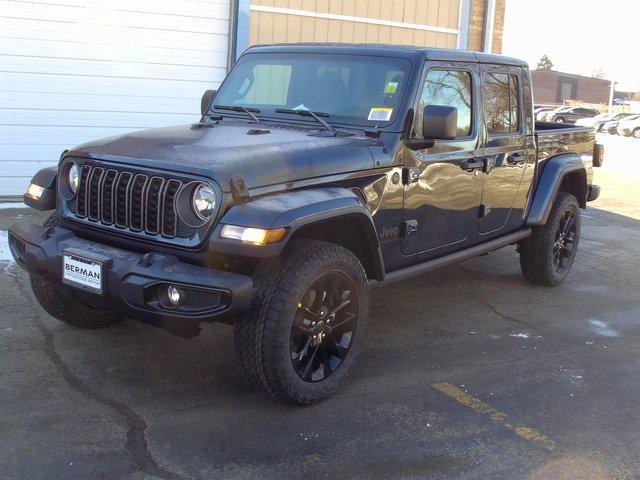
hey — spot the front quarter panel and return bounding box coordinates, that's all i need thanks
[209,188,383,270]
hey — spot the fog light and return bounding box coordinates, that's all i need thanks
[167,285,184,306]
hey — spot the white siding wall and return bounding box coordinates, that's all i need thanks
[0,0,231,196]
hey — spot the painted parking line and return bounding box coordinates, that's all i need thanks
[431,382,556,451]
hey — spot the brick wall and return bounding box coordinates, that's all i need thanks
[576,77,610,104]
[492,0,505,54]
[467,0,505,53]
[530,70,560,104]
[531,70,611,105]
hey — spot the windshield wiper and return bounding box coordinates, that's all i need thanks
[214,104,261,124]
[275,108,336,136]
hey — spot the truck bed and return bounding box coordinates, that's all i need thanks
[535,121,595,161]
[535,121,590,132]
[534,121,596,185]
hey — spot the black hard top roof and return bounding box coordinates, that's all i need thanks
[245,43,529,68]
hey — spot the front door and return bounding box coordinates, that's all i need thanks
[478,66,528,235]
[402,63,484,258]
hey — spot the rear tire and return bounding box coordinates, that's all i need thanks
[234,240,368,405]
[633,128,640,139]
[520,192,580,286]
[29,214,124,329]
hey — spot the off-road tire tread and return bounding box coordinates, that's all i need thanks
[234,239,368,405]
[233,259,277,391]
[520,192,580,286]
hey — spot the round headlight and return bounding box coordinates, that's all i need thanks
[192,183,216,221]
[68,163,80,194]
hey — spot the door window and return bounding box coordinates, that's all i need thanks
[483,73,521,134]
[417,70,473,138]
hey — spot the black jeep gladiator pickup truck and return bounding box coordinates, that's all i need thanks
[9,44,602,405]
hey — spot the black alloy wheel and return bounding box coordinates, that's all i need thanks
[519,192,580,286]
[291,271,358,382]
[233,239,369,404]
[553,209,577,273]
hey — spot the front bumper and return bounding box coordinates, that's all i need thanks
[8,222,253,337]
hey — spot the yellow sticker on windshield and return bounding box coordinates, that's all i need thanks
[368,107,393,122]
[384,82,398,94]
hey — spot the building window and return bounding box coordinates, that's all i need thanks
[559,82,573,101]
[483,72,520,134]
[418,70,473,138]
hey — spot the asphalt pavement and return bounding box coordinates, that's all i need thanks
[1,134,639,480]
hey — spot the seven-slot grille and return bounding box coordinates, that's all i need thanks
[73,164,186,238]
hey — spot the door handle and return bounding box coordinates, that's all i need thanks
[506,152,525,165]
[460,158,485,172]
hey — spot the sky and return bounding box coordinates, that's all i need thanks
[502,0,638,91]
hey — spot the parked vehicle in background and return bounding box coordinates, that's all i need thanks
[534,107,554,121]
[602,114,640,134]
[550,107,600,124]
[617,115,640,138]
[575,112,630,131]
[9,44,603,405]
[539,106,572,122]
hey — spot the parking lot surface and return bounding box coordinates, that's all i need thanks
[1,134,639,480]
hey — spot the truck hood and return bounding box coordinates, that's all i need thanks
[69,123,377,191]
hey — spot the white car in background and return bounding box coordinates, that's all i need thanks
[617,116,640,138]
[576,113,615,131]
[602,114,640,134]
[539,106,572,122]
[577,112,635,132]
[534,107,554,121]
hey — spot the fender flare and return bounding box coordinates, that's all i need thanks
[209,187,384,279]
[527,153,586,226]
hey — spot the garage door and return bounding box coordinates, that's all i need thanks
[248,0,462,49]
[0,0,231,197]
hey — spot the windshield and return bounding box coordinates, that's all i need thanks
[212,53,412,126]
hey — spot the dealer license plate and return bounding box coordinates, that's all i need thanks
[62,253,103,294]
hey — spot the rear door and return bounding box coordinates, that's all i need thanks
[477,65,529,236]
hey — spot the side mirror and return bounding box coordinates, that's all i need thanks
[422,105,458,140]
[405,105,459,151]
[201,89,217,116]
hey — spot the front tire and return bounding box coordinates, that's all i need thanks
[633,128,640,139]
[29,214,124,329]
[234,240,368,405]
[520,192,581,286]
